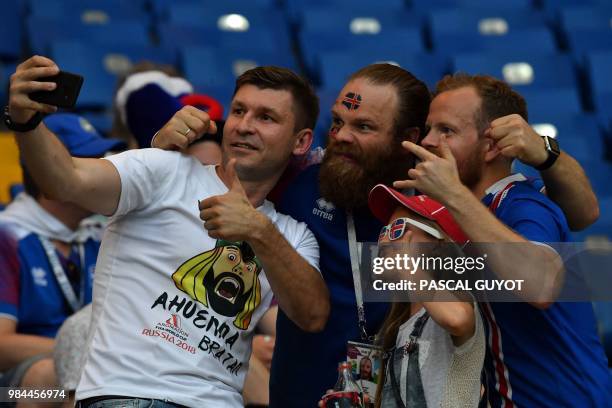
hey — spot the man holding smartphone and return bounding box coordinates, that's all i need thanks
[6,55,329,408]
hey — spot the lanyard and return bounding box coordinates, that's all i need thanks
[38,236,85,312]
[346,211,370,341]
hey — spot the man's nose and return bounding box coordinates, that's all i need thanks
[420,131,438,149]
[236,113,255,134]
[331,126,355,144]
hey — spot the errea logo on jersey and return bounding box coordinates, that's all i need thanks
[31,267,48,287]
[313,198,335,221]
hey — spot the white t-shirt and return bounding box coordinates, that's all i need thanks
[75,149,319,407]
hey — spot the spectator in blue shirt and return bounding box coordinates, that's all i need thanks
[0,113,124,402]
[394,73,611,407]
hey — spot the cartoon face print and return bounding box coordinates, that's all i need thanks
[172,240,263,330]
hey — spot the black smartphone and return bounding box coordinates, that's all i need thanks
[29,71,84,109]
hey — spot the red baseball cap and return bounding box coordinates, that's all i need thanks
[368,184,470,245]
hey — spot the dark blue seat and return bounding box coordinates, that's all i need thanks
[452,53,577,91]
[28,0,148,20]
[27,16,151,55]
[153,0,277,20]
[559,5,612,33]
[520,88,584,119]
[431,27,558,55]
[286,0,407,26]
[566,29,612,59]
[160,6,291,56]
[430,9,546,37]
[585,51,612,113]
[180,45,296,92]
[319,51,446,90]
[0,2,22,61]
[301,7,416,33]
[572,196,612,243]
[300,28,425,80]
[50,41,175,109]
[528,114,605,163]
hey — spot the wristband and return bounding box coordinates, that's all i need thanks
[3,106,44,132]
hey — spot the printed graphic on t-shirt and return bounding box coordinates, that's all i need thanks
[144,240,264,376]
[171,239,263,330]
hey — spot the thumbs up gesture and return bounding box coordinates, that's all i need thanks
[198,159,269,241]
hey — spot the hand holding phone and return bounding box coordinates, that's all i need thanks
[29,71,84,109]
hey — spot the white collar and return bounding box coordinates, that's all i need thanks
[484,173,527,196]
[0,193,101,243]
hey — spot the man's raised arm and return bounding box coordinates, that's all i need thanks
[8,56,121,216]
[486,114,599,230]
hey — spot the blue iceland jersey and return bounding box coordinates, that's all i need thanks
[481,175,612,408]
[0,228,98,338]
[270,164,390,407]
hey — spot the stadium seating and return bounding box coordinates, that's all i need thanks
[430,9,547,37]
[286,0,407,26]
[452,53,577,91]
[27,16,151,56]
[431,27,559,55]
[530,114,604,163]
[585,51,612,112]
[180,45,296,91]
[559,5,612,33]
[152,0,278,20]
[300,27,425,81]
[28,0,148,21]
[319,51,447,90]
[0,5,22,62]
[520,88,584,119]
[413,0,534,18]
[49,41,176,109]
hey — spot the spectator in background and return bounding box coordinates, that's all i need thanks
[0,113,125,406]
[394,73,611,406]
[110,61,182,149]
[114,66,223,164]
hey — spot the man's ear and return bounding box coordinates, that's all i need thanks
[483,137,500,163]
[292,128,313,156]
